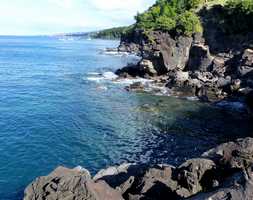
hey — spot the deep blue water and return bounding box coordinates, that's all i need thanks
[0,36,252,200]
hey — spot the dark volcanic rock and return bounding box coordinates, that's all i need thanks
[238,49,253,77]
[118,30,193,76]
[24,138,253,200]
[202,137,253,170]
[175,159,216,198]
[189,170,253,200]
[24,166,124,200]
[187,44,214,72]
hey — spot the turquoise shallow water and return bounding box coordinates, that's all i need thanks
[0,36,252,200]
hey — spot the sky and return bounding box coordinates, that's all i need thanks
[0,0,156,35]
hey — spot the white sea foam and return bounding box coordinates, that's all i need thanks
[186,96,199,101]
[114,78,154,85]
[102,51,131,56]
[102,72,118,80]
[87,72,101,75]
[58,37,75,41]
[86,71,118,82]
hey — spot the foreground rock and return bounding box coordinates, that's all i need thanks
[24,166,124,200]
[24,138,253,200]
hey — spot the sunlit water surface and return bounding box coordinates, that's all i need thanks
[0,36,252,200]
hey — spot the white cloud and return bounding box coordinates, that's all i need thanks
[91,0,152,12]
[48,0,74,8]
[0,0,156,35]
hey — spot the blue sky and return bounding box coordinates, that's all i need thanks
[0,0,156,35]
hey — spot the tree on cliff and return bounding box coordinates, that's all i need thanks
[134,0,203,36]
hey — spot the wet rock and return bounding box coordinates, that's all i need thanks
[139,59,157,76]
[126,82,145,92]
[115,65,144,78]
[167,71,190,87]
[174,71,189,84]
[24,166,124,200]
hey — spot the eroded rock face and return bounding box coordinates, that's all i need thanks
[187,44,214,72]
[117,24,253,104]
[118,30,193,75]
[202,137,253,170]
[175,159,216,197]
[189,169,253,200]
[24,166,124,200]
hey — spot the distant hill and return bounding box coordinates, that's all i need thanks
[90,26,133,40]
[61,26,133,40]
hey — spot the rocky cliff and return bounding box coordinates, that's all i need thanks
[24,137,253,200]
[116,5,253,107]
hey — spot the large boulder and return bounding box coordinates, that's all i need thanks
[189,170,253,200]
[94,164,179,200]
[124,165,179,200]
[24,166,124,200]
[119,30,193,75]
[23,138,253,200]
[175,159,216,198]
[93,163,148,191]
[115,64,145,78]
[202,137,253,170]
[139,59,157,76]
[187,44,214,72]
[155,34,193,72]
[238,49,253,77]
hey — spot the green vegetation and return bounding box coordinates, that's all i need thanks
[176,11,203,36]
[222,0,253,34]
[91,0,253,40]
[92,26,133,39]
[185,0,205,10]
[134,0,204,36]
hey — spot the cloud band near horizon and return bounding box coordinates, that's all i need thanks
[0,0,155,35]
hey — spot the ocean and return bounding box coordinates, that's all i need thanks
[0,36,252,199]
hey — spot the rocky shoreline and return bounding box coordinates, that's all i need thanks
[24,137,253,200]
[114,6,253,111]
[22,4,253,199]
[116,30,253,111]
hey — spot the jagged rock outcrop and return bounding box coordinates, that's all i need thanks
[24,166,124,200]
[119,30,193,76]
[24,138,253,200]
[187,44,214,72]
[116,5,253,104]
